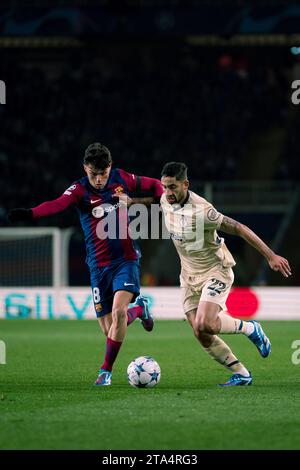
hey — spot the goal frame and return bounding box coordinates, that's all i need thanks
[0,227,73,287]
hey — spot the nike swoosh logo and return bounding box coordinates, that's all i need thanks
[91,199,101,204]
[124,283,134,286]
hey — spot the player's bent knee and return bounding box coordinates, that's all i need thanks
[193,325,201,339]
[192,324,213,347]
[194,317,206,333]
[112,307,127,325]
[195,317,214,334]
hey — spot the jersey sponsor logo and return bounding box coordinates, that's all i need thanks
[124,282,134,286]
[104,202,122,213]
[92,206,105,218]
[92,202,123,218]
[207,208,220,221]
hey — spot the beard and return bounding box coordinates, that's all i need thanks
[167,195,177,204]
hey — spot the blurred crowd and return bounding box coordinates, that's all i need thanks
[0,43,291,225]
[1,1,292,7]
[1,41,298,286]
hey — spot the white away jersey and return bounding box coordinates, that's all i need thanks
[160,191,236,277]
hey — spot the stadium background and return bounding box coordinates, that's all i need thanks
[1,1,300,318]
[1,0,300,452]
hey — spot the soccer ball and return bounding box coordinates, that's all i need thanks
[127,356,161,388]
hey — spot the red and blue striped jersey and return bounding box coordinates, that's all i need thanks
[31,168,163,270]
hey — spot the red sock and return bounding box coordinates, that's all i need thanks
[101,337,122,372]
[127,305,143,326]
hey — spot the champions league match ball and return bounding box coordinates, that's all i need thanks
[127,356,161,388]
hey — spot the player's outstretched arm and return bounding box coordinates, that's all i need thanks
[8,197,73,223]
[219,215,292,278]
[8,184,84,223]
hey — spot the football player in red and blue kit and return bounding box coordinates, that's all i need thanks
[9,143,163,386]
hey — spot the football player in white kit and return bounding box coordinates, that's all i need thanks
[160,162,291,386]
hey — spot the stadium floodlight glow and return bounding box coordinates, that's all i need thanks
[291,46,300,55]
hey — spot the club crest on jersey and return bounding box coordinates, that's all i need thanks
[207,208,220,221]
[114,186,124,194]
[95,303,102,312]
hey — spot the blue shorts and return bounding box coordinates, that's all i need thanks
[90,260,141,318]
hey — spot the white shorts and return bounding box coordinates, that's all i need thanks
[180,267,234,315]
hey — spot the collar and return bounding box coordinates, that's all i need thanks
[180,191,190,207]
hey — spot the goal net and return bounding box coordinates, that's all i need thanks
[0,228,72,287]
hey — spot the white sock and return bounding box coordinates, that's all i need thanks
[230,363,250,377]
[204,336,250,377]
[243,321,255,336]
[219,311,255,336]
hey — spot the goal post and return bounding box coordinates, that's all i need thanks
[0,228,73,287]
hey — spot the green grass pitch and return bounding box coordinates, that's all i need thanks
[0,319,300,450]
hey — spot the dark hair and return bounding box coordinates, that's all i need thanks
[161,162,188,181]
[84,143,112,170]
